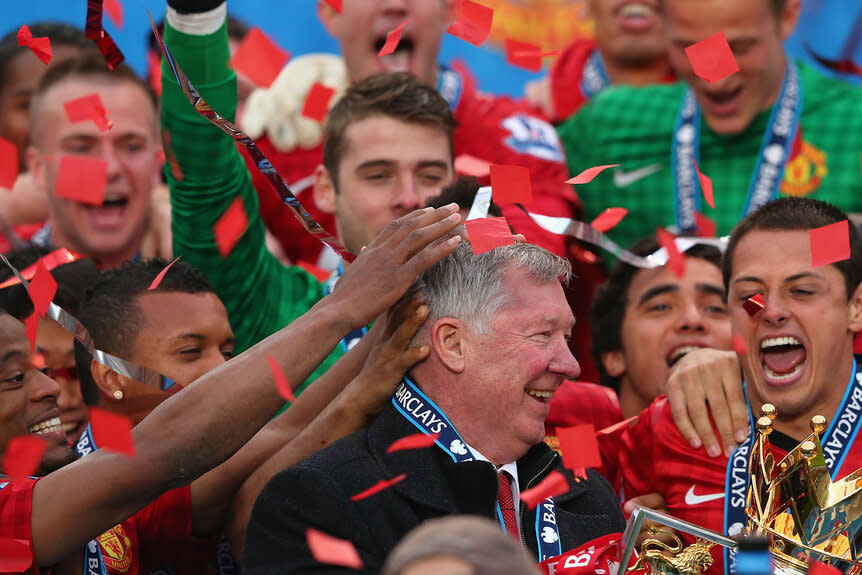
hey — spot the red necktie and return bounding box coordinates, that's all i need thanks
[497,471,520,543]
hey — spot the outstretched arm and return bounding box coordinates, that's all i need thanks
[30,206,461,565]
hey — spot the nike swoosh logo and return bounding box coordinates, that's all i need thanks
[613,163,662,188]
[684,485,725,506]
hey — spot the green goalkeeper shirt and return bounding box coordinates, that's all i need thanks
[558,61,862,251]
[160,20,342,387]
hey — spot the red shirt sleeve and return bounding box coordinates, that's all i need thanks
[0,478,41,575]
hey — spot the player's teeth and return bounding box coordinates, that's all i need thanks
[621,4,652,17]
[761,336,801,350]
[526,390,553,399]
[29,416,62,435]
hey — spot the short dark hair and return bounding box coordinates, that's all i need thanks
[323,72,456,189]
[30,49,158,143]
[0,246,99,320]
[425,176,502,217]
[75,258,216,405]
[77,258,216,358]
[723,197,862,299]
[591,236,723,391]
[0,22,89,91]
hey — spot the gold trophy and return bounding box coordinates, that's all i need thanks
[745,405,862,575]
[619,404,862,575]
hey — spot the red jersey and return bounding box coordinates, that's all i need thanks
[0,478,39,575]
[619,393,862,575]
[544,380,623,485]
[546,39,600,124]
[247,63,580,267]
[86,486,206,575]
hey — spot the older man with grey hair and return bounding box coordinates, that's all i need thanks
[244,242,626,574]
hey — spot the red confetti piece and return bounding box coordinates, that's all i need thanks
[148,256,181,291]
[684,32,740,84]
[0,138,18,189]
[556,424,602,472]
[743,293,765,318]
[732,335,748,357]
[213,196,249,258]
[350,473,407,501]
[790,125,803,162]
[230,27,290,89]
[85,0,105,40]
[306,528,363,570]
[810,220,850,268]
[597,416,638,436]
[17,26,52,65]
[465,217,515,255]
[301,83,336,123]
[570,242,598,264]
[566,164,620,185]
[105,0,124,29]
[808,560,844,575]
[296,261,331,283]
[24,313,38,354]
[0,538,33,572]
[0,249,80,290]
[520,470,569,509]
[28,260,58,317]
[322,0,342,13]
[387,433,439,454]
[656,227,686,278]
[489,165,532,204]
[447,0,494,47]
[88,408,135,457]
[695,213,716,237]
[64,93,112,132]
[266,355,295,403]
[378,20,409,57]
[505,39,543,72]
[55,155,107,206]
[30,352,45,370]
[3,436,47,483]
[693,159,714,209]
[590,207,628,233]
[454,154,491,178]
[93,31,125,70]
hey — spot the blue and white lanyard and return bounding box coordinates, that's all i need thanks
[724,358,862,574]
[580,51,611,100]
[673,61,802,233]
[73,426,109,575]
[392,378,561,560]
[324,261,367,352]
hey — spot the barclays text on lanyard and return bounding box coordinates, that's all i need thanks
[723,358,862,575]
[324,262,367,352]
[74,425,111,575]
[580,52,611,100]
[672,61,802,233]
[392,378,562,561]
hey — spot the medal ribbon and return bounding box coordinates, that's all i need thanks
[723,357,861,574]
[580,51,611,100]
[392,378,561,560]
[73,425,108,575]
[673,61,802,233]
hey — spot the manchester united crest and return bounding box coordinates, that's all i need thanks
[97,523,133,573]
[781,141,828,197]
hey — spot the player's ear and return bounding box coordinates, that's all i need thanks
[430,317,467,373]
[314,164,336,214]
[317,0,340,36]
[90,360,124,403]
[601,350,627,378]
[847,281,862,333]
